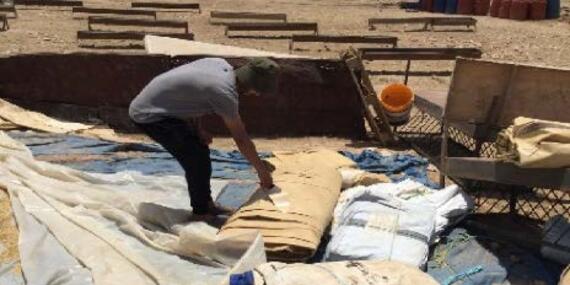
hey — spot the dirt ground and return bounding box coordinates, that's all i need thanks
[1,0,570,92]
[1,0,569,149]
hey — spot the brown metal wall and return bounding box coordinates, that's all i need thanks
[0,53,365,137]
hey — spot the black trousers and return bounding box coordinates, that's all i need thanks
[133,117,212,215]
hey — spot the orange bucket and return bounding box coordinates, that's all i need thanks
[379,83,414,125]
[379,83,414,113]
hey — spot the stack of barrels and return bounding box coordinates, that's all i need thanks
[489,0,559,20]
[419,0,559,19]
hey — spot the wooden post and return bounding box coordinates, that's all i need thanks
[404,60,411,85]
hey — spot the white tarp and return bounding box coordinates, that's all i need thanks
[324,180,473,268]
[231,260,439,285]
[0,131,266,285]
[144,35,308,58]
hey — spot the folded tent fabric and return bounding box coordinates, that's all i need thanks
[324,180,473,268]
[219,150,356,262]
[496,116,570,168]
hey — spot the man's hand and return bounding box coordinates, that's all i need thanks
[222,115,274,189]
[258,167,274,189]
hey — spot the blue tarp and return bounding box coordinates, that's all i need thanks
[7,130,268,180]
[340,149,439,188]
[427,227,560,285]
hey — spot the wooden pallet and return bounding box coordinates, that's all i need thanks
[77,30,194,40]
[210,11,287,24]
[342,48,395,145]
[88,16,189,33]
[14,0,83,6]
[73,7,157,19]
[0,5,17,18]
[131,2,200,12]
[0,14,8,31]
[224,22,318,36]
[289,34,398,51]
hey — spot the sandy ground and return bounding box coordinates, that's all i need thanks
[1,0,569,92]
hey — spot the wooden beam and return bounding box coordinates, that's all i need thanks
[77,30,194,40]
[291,34,398,44]
[131,2,200,12]
[14,0,83,6]
[73,7,157,19]
[225,22,318,35]
[290,34,398,51]
[0,5,17,18]
[210,11,287,22]
[369,17,431,25]
[359,48,482,60]
[0,14,8,31]
[431,17,477,26]
[87,16,189,33]
[368,16,476,30]
[445,157,570,190]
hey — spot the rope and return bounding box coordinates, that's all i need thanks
[442,265,484,285]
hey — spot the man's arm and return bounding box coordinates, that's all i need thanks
[222,115,273,189]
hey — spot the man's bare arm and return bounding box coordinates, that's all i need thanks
[222,115,273,189]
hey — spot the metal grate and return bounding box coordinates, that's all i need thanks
[397,108,570,222]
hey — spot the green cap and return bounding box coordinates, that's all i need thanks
[235,57,281,96]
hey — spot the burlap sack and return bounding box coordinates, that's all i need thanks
[219,150,355,262]
[496,117,570,168]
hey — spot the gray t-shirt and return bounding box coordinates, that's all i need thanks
[129,58,239,123]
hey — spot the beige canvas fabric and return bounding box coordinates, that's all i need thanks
[340,168,391,189]
[219,150,356,262]
[229,261,439,285]
[561,266,570,285]
[144,35,307,58]
[0,98,92,133]
[496,116,570,168]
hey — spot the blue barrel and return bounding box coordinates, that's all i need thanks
[445,0,459,13]
[546,0,560,18]
[433,0,447,12]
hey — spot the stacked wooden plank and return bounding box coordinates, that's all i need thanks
[0,4,17,18]
[76,6,193,48]
[131,1,200,13]
[87,16,189,34]
[224,22,318,36]
[368,17,477,31]
[13,0,83,6]
[73,7,157,19]
[209,10,287,24]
